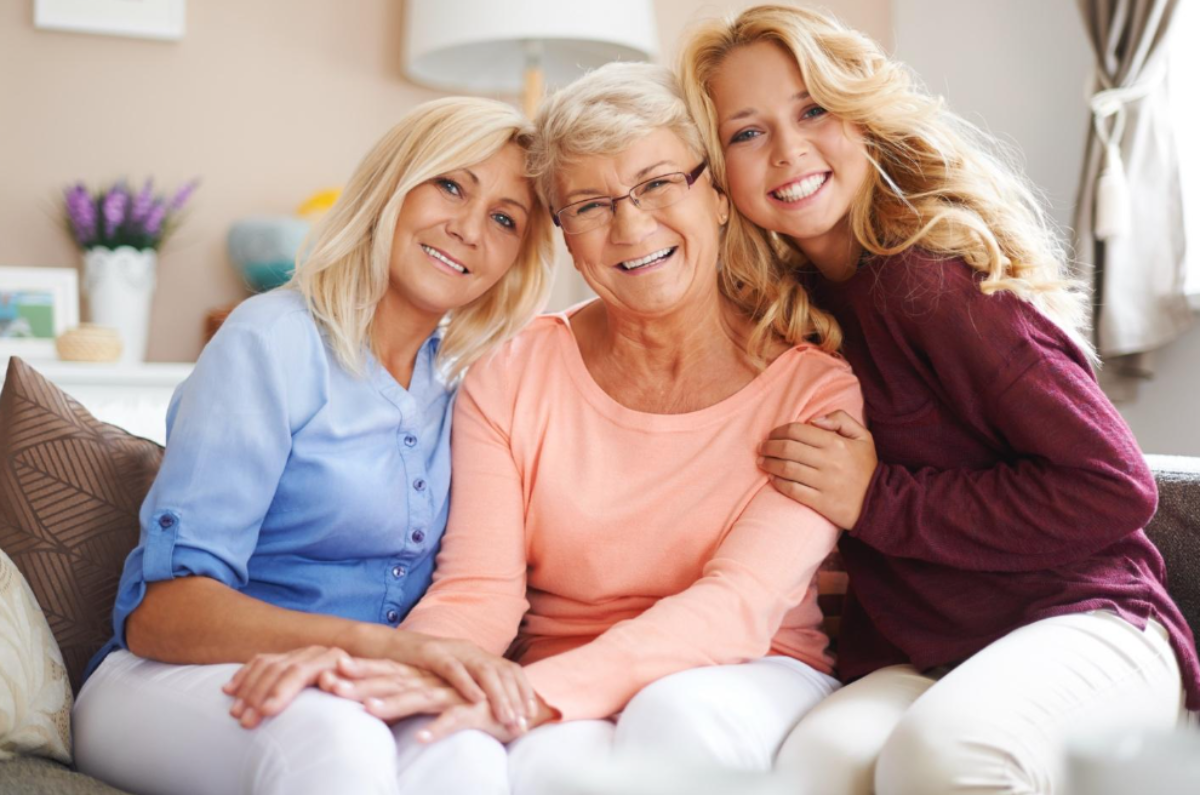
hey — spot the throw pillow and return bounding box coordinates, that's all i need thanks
[0,357,163,692]
[0,547,71,764]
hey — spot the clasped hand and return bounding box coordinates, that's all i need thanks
[222,636,538,738]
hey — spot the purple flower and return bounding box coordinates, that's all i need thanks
[130,179,155,226]
[144,201,167,237]
[168,178,199,212]
[64,184,96,246]
[102,184,129,239]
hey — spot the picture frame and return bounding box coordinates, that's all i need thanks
[33,0,186,42]
[0,267,80,361]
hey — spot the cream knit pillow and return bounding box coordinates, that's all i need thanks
[0,548,72,764]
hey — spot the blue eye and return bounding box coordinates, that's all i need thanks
[729,129,761,145]
[435,178,462,197]
[801,105,828,121]
[492,213,516,230]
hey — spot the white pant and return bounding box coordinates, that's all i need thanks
[73,649,509,794]
[508,656,841,793]
[777,611,1186,794]
[75,652,838,794]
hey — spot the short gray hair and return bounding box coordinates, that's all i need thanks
[528,62,707,209]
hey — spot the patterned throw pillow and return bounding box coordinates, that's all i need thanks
[0,548,71,763]
[0,357,163,693]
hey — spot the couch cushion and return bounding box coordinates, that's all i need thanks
[1145,455,1200,637]
[0,358,163,692]
[0,754,124,794]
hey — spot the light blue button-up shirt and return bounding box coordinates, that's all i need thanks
[88,289,453,677]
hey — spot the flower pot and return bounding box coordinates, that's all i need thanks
[83,246,156,363]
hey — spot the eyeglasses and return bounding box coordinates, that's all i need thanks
[552,162,709,234]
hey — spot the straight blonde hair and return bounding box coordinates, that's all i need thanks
[291,97,554,382]
[680,4,1094,360]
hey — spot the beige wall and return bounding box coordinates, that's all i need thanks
[0,0,889,362]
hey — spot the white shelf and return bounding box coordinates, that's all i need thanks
[2,357,194,445]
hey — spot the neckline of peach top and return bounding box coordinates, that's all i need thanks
[546,299,812,432]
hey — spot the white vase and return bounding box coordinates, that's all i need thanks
[83,246,157,363]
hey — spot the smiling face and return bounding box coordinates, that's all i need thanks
[710,41,870,272]
[554,127,729,319]
[386,142,533,324]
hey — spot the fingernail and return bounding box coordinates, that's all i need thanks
[230,700,244,716]
[527,699,538,717]
[518,715,528,732]
[365,697,381,708]
[815,416,828,423]
[416,729,433,743]
[241,709,258,728]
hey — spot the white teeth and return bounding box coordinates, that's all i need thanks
[620,247,675,270]
[772,173,827,202]
[422,245,467,273]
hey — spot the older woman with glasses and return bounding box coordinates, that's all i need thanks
[319,62,864,790]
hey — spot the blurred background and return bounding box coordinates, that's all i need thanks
[0,0,1196,454]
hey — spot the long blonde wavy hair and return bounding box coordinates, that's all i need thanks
[290,97,554,382]
[680,4,1094,360]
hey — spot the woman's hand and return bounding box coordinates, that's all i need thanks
[757,410,878,530]
[391,633,538,734]
[223,645,414,729]
[322,657,518,743]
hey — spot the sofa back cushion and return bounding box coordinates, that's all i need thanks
[1144,455,1200,637]
[0,358,162,692]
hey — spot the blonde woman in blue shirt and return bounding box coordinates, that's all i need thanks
[72,97,554,794]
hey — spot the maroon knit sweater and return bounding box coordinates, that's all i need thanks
[808,249,1199,711]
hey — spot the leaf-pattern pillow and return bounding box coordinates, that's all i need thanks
[0,548,71,764]
[0,357,163,693]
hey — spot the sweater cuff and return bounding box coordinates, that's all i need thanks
[525,658,620,722]
[848,461,890,545]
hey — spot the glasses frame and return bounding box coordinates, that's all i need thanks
[552,162,709,232]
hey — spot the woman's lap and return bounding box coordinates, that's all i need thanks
[509,656,840,793]
[779,611,1184,794]
[73,650,508,794]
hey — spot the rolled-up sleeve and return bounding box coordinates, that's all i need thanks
[110,308,326,648]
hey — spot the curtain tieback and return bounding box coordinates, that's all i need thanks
[1089,63,1166,240]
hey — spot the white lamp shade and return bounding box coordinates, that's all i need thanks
[404,0,659,93]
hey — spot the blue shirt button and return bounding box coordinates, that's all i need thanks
[413,478,426,491]
[159,514,175,528]
[386,609,399,624]
[404,434,417,447]
[392,565,406,579]
[412,529,425,544]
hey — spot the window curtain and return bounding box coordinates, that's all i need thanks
[1073,0,1192,401]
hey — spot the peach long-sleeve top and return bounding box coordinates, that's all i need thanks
[402,305,864,721]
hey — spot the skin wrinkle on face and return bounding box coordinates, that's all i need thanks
[554,128,728,323]
[710,42,871,280]
[384,142,533,331]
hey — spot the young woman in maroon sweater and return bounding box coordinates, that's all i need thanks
[680,5,1198,794]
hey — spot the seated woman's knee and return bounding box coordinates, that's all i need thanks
[616,668,759,767]
[252,691,399,792]
[875,712,1038,794]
